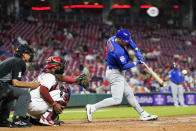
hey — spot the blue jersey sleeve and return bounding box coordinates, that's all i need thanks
[121,62,137,70]
[114,53,137,70]
[129,39,139,51]
[169,71,173,79]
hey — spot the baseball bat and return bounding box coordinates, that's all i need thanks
[142,62,164,85]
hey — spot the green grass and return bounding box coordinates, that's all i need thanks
[9,105,196,121]
[59,105,196,120]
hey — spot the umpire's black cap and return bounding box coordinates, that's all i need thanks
[14,44,34,62]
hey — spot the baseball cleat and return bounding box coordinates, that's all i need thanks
[86,104,95,122]
[140,111,158,121]
[140,114,158,121]
[11,116,32,128]
[39,115,60,126]
[29,117,42,125]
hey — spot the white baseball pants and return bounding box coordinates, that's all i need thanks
[28,90,63,119]
[94,67,144,114]
[170,81,185,106]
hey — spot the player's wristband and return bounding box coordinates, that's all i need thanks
[135,48,139,51]
[52,102,57,107]
[133,61,137,66]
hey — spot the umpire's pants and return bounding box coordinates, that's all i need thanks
[0,84,31,120]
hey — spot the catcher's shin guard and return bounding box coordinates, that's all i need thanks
[59,86,71,106]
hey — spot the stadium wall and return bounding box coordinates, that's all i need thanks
[67,93,196,107]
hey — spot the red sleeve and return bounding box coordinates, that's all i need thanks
[65,76,76,83]
[40,85,55,106]
[104,46,108,59]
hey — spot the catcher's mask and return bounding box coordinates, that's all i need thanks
[44,56,66,74]
[14,44,34,62]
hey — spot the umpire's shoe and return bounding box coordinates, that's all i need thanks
[11,116,32,128]
[0,119,12,127]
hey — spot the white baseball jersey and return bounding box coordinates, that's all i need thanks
[30,73,57,99]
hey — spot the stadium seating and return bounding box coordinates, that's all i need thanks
[0,21,195,92]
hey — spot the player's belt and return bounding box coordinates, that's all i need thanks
[108,67,125,74]
[108,66,120,70]
[109,67,118,70]
[108,66,113,69]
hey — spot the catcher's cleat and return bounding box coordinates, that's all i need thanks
[54,120,64,125]
[55,115,65,125]
[140,111,158,121]
[86,104,96,122]
[29,117,42,125]
[39,115,60,126]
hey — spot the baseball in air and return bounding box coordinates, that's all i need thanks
[182,70,187,75]
[146,7,159,17]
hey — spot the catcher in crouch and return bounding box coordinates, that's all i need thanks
[28,56,89,126]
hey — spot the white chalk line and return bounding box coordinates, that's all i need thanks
[63,109,110,113]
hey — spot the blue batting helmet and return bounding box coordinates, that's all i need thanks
[116,29,131,44]
[173,62,178,68]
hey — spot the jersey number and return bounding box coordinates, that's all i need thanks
[107,41,114,52]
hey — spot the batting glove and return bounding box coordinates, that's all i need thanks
[136,50,143,60]
[135,58,145,65]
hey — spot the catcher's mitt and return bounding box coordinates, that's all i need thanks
[75,73,90,89]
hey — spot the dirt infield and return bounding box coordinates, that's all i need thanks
[1,115,196,131]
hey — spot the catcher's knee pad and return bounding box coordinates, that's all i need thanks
[48,110,59,120]
[57,100,67,107]
[58,86,71,107]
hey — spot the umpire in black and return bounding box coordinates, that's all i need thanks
[0,44,40,128]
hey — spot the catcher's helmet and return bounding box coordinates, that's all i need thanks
[44,56,65,69]
[14,44,34,62]
[44,56,66,74]
[116,29,131,44]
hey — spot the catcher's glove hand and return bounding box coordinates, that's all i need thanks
[75,73,90,89]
